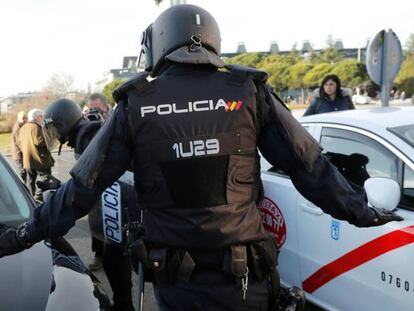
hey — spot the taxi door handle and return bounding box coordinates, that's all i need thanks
[299,203,323,216]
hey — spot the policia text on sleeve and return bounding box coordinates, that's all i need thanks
[0,4,402,311]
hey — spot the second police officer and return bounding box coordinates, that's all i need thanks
[42,98,136,311]
[0,4,402,311]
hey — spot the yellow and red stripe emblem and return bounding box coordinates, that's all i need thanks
[225,100,243,112]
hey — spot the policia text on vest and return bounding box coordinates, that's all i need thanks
[140,98,242,117]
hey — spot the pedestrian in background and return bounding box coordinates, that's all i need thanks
[84,93,112,122]
[304,74,354,116]
[18,108,54,202]
[10,110,28,182]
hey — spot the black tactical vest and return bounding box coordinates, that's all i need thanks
[126,66,268,249]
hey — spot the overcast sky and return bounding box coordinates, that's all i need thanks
[0,0,413,96]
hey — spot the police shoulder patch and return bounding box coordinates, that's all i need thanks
[225,64,268,83]
[112,71,152,102]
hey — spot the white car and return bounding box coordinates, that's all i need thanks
[352,94,372,105]
[260,107,414,311]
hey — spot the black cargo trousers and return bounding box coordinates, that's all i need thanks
[142,240,278,311]
[154,277,271,311]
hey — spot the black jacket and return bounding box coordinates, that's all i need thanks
[26,64,375,245]
[67,119,102,158]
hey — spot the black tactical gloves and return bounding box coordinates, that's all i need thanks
[370,207,403,226]
[36,175,61,192]
[0,223,34,258]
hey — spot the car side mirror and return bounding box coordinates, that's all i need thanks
[364,177,401,211]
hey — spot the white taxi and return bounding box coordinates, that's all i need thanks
[260,107,414,311]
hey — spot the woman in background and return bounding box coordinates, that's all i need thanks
[304,74,354,116]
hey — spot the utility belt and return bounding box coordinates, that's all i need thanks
[141,240,277,282]
[131,236,280,304]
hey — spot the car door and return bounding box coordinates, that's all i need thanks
[0,156,53,311]
[297,126,414,311]
[260,125,318,288]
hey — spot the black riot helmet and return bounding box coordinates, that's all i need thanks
[42,98,83,148]
[140,4,224,76]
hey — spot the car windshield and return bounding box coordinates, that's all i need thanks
[388,124,414,149]
[0,157,31,227]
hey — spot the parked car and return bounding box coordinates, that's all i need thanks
[0,153,111,311]
[352,94,372,105]
[260,107,414,311]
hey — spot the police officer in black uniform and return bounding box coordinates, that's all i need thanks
[42,99,135,311]
[0,5,402,311]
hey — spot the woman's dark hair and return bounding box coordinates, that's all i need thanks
[319,74,342,98]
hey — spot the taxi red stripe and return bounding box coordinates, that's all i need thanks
[302,225,414,293]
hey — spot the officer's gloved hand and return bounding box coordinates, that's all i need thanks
[369,207,403,226]
[0,223,33,258]
[36,175,61,191]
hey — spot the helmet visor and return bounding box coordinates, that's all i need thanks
[42,123,60,151]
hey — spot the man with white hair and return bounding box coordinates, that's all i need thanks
[18,108,54,202]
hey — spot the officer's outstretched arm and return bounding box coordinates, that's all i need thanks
[0,105,133,257]
[257,87,402,227]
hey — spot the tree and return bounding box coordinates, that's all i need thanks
[43,72,74,99]
[331,59,368,88]
[395,59,414,96]
[224,52,264,68]
[320,48,342,64]
[290,42,299,58]
[320,35,342,64]
[303,63,334,89]
[406,33,414,57]
[103,79,125,106]
[288,62,314,103]
[288,62,314,89]
[325,34,335,48]
[264,62,291,92]
[258,54,299,92]
[395,34,414,96]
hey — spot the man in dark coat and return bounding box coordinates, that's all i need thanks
[18,108,54,201]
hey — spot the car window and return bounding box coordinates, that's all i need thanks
[0,158,31,227]
[402,164,414,209]
[320,128,398,187]
[388,124,414,149]
[261,126,311,176]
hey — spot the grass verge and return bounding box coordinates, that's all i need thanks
[0,132,12,155]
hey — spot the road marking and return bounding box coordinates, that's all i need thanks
[302,225,414,293]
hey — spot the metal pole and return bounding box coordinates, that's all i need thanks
[380,30,392,107]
